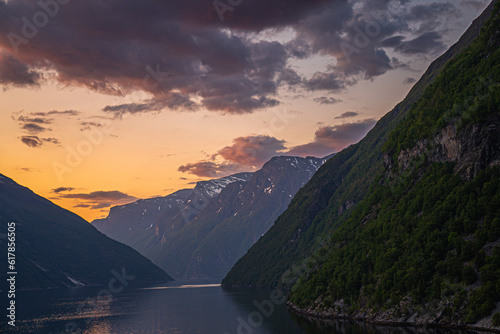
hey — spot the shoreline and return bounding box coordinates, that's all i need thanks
[287,301,500,333]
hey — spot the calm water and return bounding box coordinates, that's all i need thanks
[1,282,477,334]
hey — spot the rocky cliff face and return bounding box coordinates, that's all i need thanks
[392,115,500,180]
[284,2,500,331]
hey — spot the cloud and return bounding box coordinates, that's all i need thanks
[16,112,53,135]
[214,135,287,166]
[21,123,49,134]
[278,68,303,86]
[178,161,240,178]
[20,135,61,148]
[19,167,40,173]
[287,119,377,157]
[57,190,138,211]
[404,77,417,84]
[52,187,75,193]
[32,110,79,117]
[460,1,488,11]
[393,32,446,56]
[14,110,78,146]
[314,97,342,105]
[304,72,346,92]
[17,116,51,124]
[80,121,103,131]
[407,2,461,34]
[59,191,136,201]
[179,135,287,177]
[178,121,377,177]
[0,0,466,115]
[91,202,113,209]
[0,53,40,87]
[74,204,91,208]
[103,94,197,117]
[43,138,60,144]
[20,136,42,148]
[335,111,359,119]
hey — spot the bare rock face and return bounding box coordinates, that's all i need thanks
[391,115,500,180]
[454,116,500,179]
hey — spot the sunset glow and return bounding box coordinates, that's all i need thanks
[0,0,489,221]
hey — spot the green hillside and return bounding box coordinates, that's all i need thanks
[289,3,500,326]
[223,1,498,290]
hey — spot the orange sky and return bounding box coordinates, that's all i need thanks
[0,1,489,222]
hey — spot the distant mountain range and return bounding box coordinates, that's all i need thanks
[93,155,333,280]
[0,174,172,290]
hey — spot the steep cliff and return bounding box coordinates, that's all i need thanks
[223,1,499,290]
[224,0,500,331]
[287,2,500,330]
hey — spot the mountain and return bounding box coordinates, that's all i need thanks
[0,174,172,290]
[91,188,194,252]
[223,1,500,330]
[91,173,253,273]
[93,155,331,280]
[157,155,331,280]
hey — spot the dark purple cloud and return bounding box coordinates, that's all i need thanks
[335,111,359,119]
[287,119,377,156]
[14,110,77,146]
[407,2,461,34]
[32,110,79,116]
[57,190,138,211]
[51,187,75,193]
[179,135,287,177]
[59,191,136,201]
[404,77,417,84]
[178,161,240,178]
[214,135,287,166]
[21,123,49,133]
[393,32,446,55]
[20,136,42,148]
[17,115,51,124]
[0,53,40,87]
[0,0,465,115]
[19,135,59,148]
[314,97,342,105]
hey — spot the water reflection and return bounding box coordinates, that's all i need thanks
[0,283,481,334]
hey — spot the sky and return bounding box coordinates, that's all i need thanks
[0,0,490,221]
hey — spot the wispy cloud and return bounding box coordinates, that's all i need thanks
[51,187,75,193]
[19,135,59,148]
[287,119,377,157]
[314,97,342,105]
[178,161,240,178]
[335,111,359,119]
[56,190,137,210]
[14,110,78,147]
